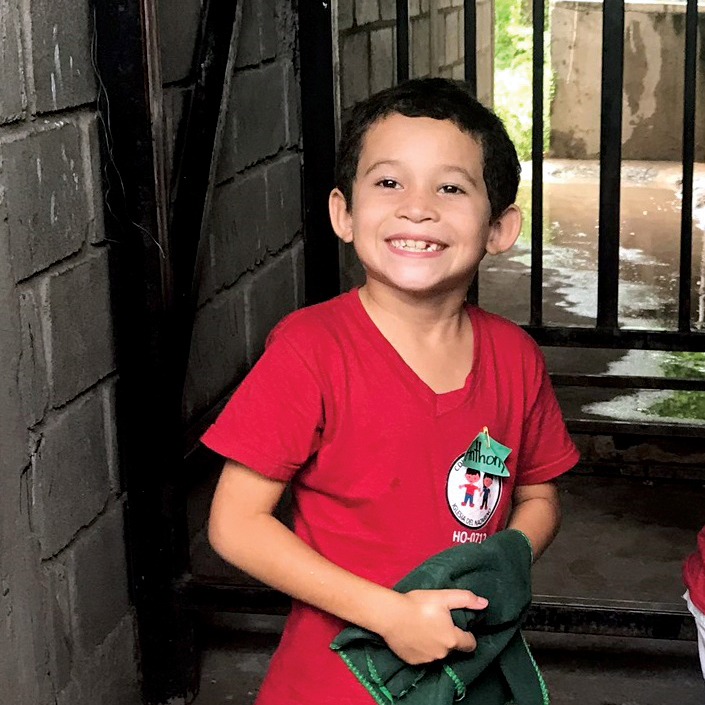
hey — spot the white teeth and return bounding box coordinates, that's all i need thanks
[390,239,443,252]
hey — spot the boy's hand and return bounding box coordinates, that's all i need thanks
[378,589,488,665]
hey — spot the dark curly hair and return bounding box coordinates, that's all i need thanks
[334,78,520,223]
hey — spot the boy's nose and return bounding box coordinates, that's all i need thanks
[395,189,439,222]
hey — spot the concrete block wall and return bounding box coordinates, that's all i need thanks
[338,0,493,112]
[181,0,304,426]
[0,1,140,702]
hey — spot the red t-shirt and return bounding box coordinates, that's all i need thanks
[683,526,705,614]
[202,289,579,705]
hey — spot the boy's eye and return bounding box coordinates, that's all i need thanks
[440,184,465,194]
[376,178,400,189]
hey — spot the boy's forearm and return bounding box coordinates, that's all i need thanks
[208,461,401,634]
[210,509,401,633]
[506,481,561,561]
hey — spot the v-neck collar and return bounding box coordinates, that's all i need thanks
[348,288,480,416]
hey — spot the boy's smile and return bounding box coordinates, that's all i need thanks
[329,113,520,299]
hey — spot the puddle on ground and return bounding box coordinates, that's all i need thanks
[478,159,705,423]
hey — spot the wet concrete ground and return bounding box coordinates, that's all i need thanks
[480,159,705,332]
[479,159,705,426]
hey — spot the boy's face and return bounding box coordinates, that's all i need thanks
[329,113,520,298]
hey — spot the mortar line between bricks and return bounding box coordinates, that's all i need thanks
[230,55,280,74]
[0,106,101,145]
[193,232,304,314]
[34,101,101,120]
[39,494,126,563]
[340,19,397,35]
[28,370,120,433]
[162,76,198,91]
[13,239,110,287]
[17,0,36,116]
[214,145,302,189]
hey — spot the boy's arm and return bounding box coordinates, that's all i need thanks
[209,460,488,664]
[507,481,561,561]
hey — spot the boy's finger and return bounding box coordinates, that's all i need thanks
[452,627,478,653]
[441,589,488,610]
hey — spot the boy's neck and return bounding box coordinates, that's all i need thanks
[358,282,472,342]
[358,282,475,394]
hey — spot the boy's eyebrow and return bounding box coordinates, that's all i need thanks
[363,160,479,186]
[441,165,480,186]
[362,159,401,176]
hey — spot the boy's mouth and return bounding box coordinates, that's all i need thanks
[387,238,446,253]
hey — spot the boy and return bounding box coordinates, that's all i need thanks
[204,78,579,704]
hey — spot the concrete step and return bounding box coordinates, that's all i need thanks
[191,614,704,705]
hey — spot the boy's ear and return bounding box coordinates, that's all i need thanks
[329,188,354,243]
[486,204,522,256]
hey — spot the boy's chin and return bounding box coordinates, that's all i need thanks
[365,275,474,299]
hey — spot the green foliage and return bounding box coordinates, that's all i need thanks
[644,352,705,421]
[495,0,533,71]
[657,352,705,380]
[493,0,552,161]
[645,391,705,421]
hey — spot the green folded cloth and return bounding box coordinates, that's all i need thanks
[330,529,549,705]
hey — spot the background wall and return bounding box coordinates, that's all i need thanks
[1,0,305,698]
[179,0,305,427]
[0,1,140,703]
[550,0,705,160]
[177,0,306,581]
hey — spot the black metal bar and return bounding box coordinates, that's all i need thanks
[93,2,196,702]
[463,0,477,96]
[169,0,241,396]
[530,0,544,326]
[596,0,624,330]
[396,0,409,82]
[565,418,705,439]
[177,578,697,641]
[522,325,705,351]
[679,0,697,333]
[300,0,340,304]
[526,595,696,641]
[551,373,705,392]
[464,0,478,303]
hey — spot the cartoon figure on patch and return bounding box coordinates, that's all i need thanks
[458,470,481,507]
[480,475,493,510]
[446,428,511,529]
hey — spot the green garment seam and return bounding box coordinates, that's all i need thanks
[521,632,550,705]
[366,652,395,702]
[442,664,467,700]
[335,650,393,705]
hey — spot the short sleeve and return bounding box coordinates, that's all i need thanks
[201,330,325,482]
[514,348,579,485]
